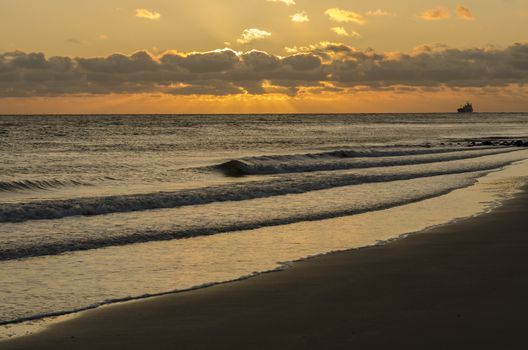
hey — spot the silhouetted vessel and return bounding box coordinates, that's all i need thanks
[457,102,474,113]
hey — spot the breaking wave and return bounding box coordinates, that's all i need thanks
[214,147,511,176]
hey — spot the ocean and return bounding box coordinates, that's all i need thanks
[1,113,528,336]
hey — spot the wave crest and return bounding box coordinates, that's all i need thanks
[214,147,510,176]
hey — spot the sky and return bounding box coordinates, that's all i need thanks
[0,0,527,113]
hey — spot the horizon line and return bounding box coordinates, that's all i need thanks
[1,111,527,117]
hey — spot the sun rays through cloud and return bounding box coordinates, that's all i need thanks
[3,42,528,102]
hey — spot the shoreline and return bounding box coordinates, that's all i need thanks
[4,181,528,348]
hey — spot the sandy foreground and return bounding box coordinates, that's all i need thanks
[4,187,528,349]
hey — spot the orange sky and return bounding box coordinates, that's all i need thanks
[1,0,527,113]
[3,85,527,114]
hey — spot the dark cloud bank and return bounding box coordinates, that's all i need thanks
[0,42,527,97]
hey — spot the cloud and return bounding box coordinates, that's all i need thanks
[456,5,475,20]
[237,28,271,44]
[330,27,360,37]
[284,42,355,58]
[241,50,281,71]
[419,8,451,20]
[282,54,321,71]
[177,49,240,72]
[366,9,391,17]
[1,42,527,97]
[411,43,450,55]
[267,0,295,6]
[98,34,110,40]
[291,12,309,23]
[135,8,161,20]
[325,8,366,25]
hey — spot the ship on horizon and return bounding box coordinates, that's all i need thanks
[458,102,474,113]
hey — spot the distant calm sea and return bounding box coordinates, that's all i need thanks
[1,113,528,331]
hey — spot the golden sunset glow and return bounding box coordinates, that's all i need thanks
[0,0,527,113]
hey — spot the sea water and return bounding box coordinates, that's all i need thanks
[1,113,528,337]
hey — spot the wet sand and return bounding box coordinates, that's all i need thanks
[4,187,528,349]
